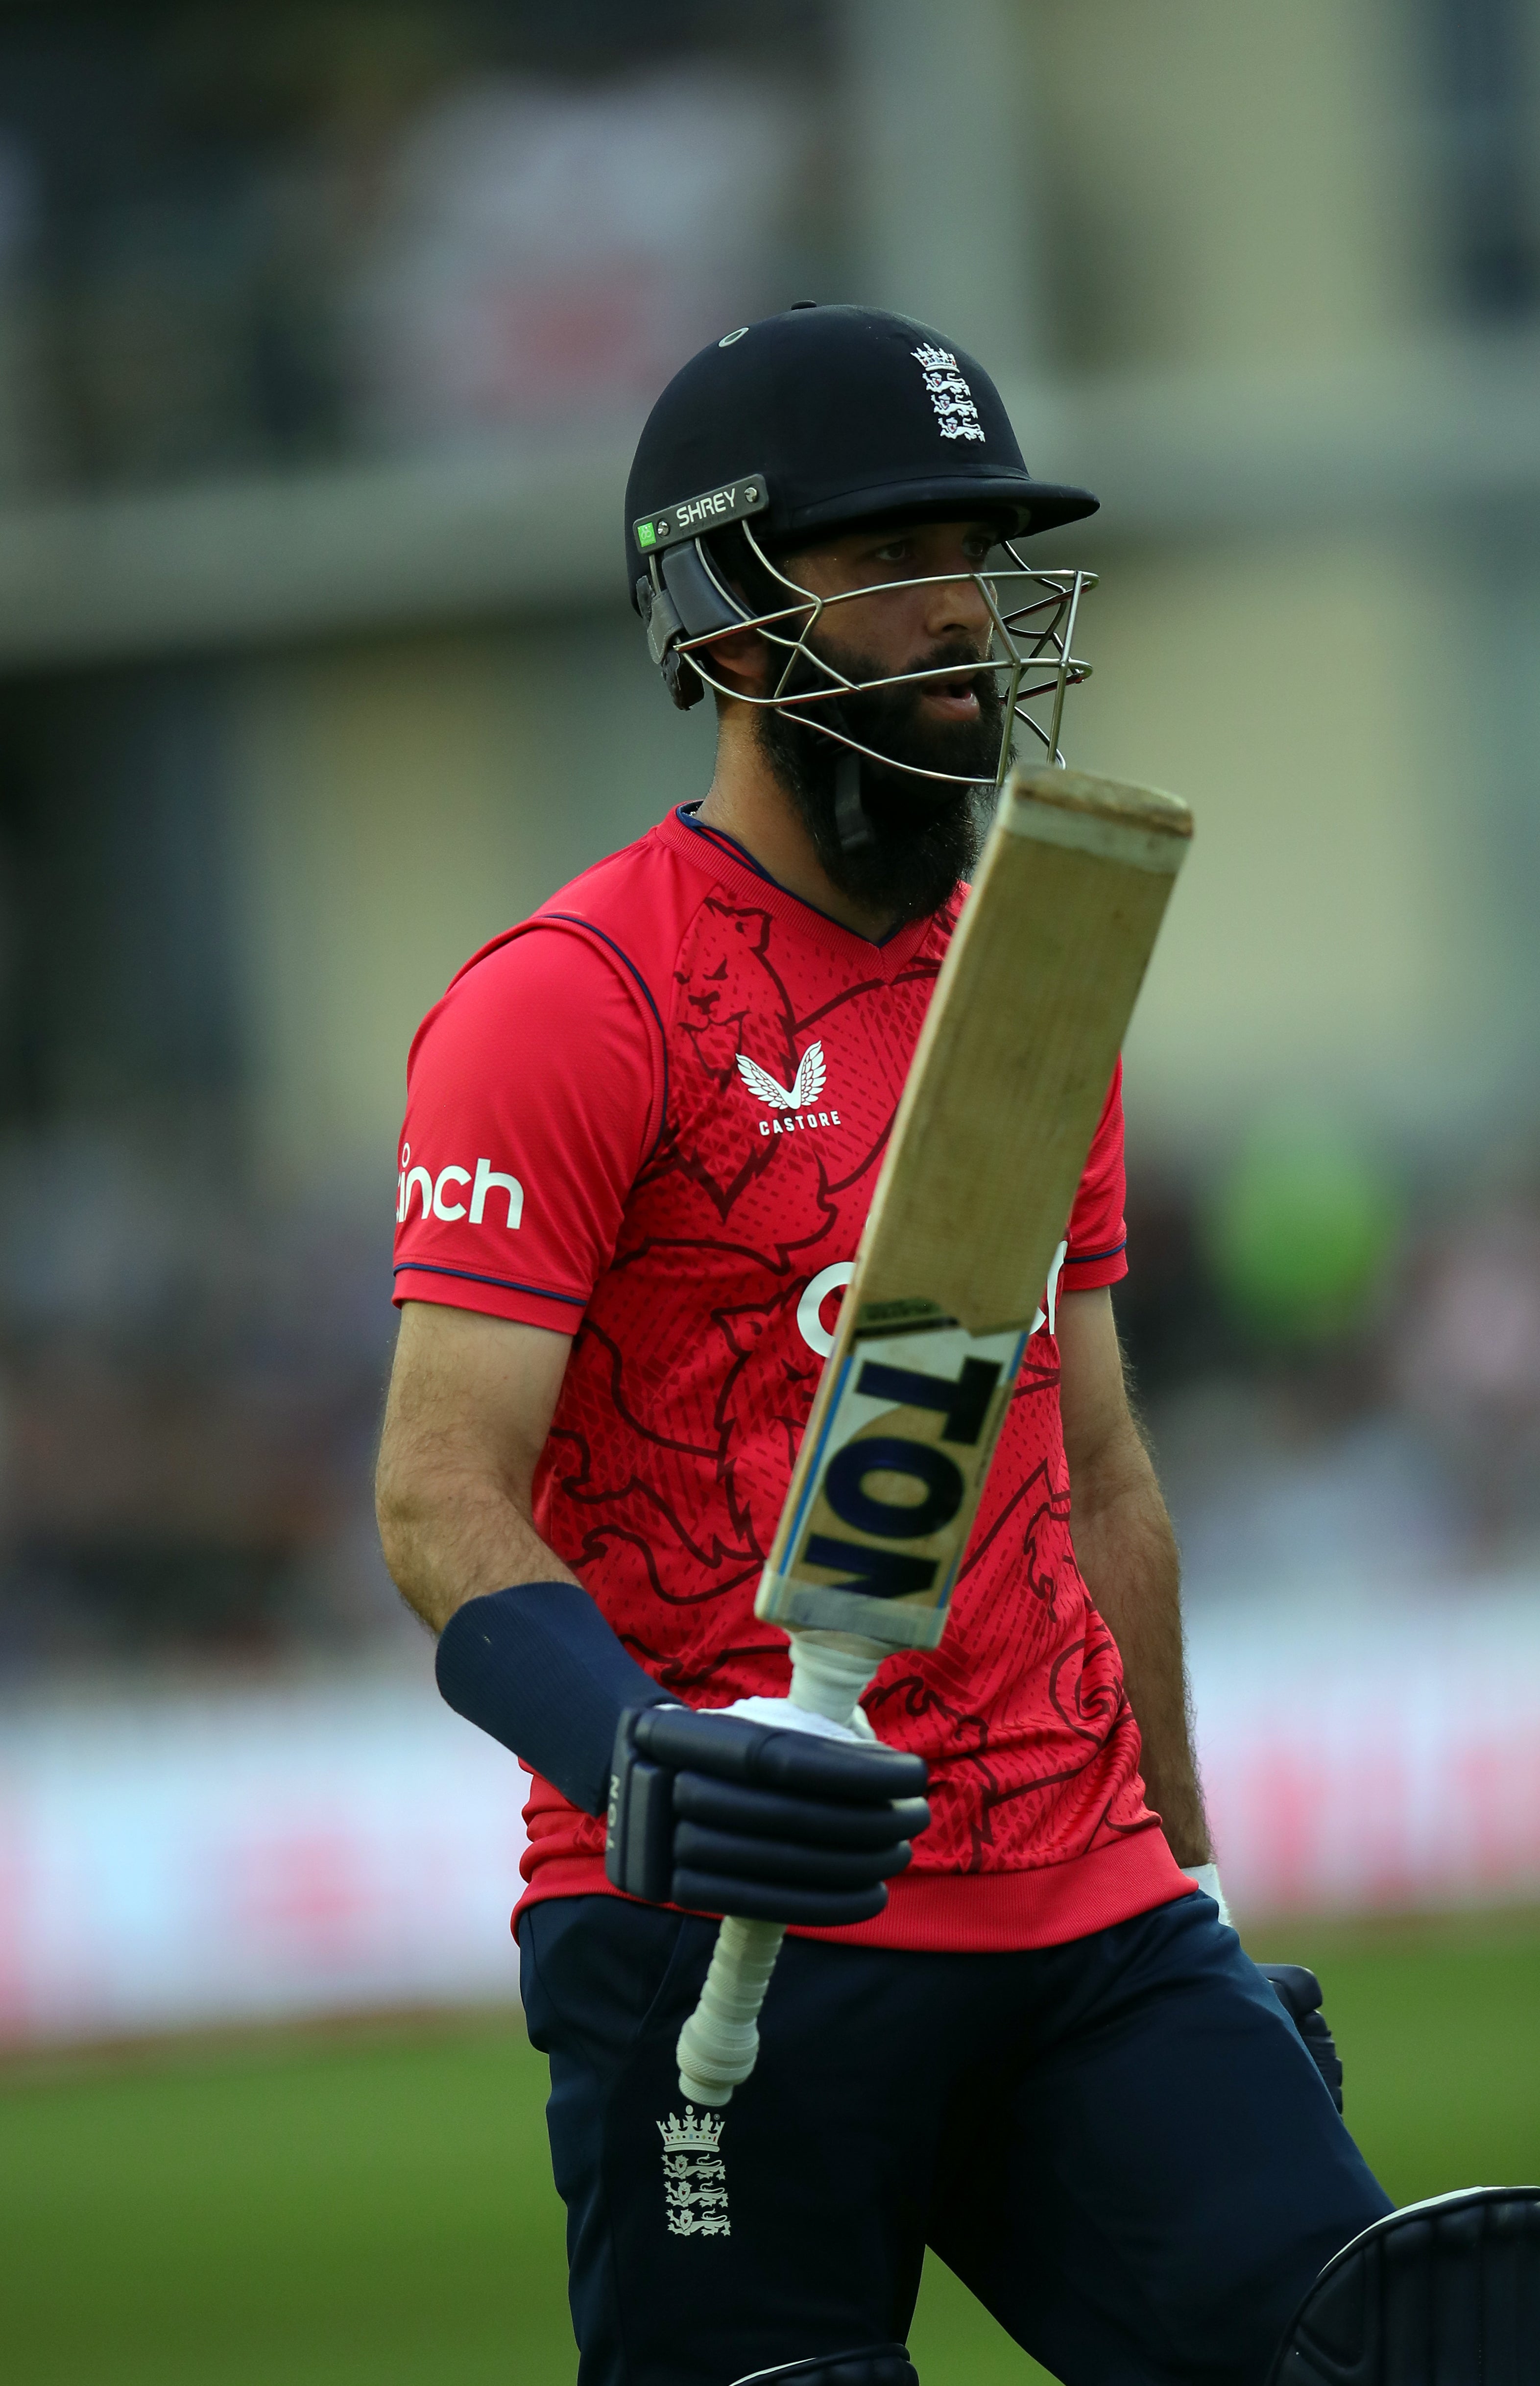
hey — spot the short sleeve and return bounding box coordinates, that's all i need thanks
[392,923,663,1333]
[1061,1056,1128,1291]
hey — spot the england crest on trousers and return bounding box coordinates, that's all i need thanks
[658,2104,730,2237]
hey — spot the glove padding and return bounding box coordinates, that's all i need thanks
[1258,1962,1344,2113]
[605,1704,930,1927]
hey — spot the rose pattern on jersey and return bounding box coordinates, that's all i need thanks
[524,876,1156,1879]
[956,1457,1069,1618]
[866,1370,1139,1869]
[1048,1606,1123,1725]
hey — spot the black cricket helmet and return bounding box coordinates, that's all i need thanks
[624,302,1100,788]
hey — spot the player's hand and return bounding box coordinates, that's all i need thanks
[1258,1962,1344,2113]
[605,1704,929,1927]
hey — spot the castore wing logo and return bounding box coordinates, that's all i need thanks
[735,1041,842,1136]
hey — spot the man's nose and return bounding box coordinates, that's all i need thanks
[922,566,992,642]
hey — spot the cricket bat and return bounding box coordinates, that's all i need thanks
[674,762,1193,2107]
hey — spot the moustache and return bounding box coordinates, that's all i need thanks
[793,637,997,718]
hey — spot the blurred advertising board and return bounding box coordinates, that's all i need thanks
[0,1671,527,2045]
[1190,1582,1540,1916]
[2,1589,1539,2045]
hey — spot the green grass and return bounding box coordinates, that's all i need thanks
[3,1914,1538,2386]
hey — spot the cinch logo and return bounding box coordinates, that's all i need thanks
[736,1041,842,1137]
[397,1143,523,1227]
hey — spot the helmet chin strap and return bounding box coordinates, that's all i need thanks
[834,750,875,855]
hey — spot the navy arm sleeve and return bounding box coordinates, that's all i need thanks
[435,1581,671,1817]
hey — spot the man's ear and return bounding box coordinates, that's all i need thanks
[700,624,769,699]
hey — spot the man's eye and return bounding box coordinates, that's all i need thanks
[873,542,912,564]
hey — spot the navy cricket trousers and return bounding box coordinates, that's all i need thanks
[518,1888,1392,2386]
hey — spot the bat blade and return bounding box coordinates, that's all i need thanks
[756,764,1192,1653]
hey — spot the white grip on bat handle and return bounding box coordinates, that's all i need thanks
[674,1633,884,2106]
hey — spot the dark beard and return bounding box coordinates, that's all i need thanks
[754,637,1007,925]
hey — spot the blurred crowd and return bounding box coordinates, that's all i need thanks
[1123,1123,1540,1606]
[0,1130,402,1674]
[0,0,830,498]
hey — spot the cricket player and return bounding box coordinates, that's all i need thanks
[376,306,1392,2386]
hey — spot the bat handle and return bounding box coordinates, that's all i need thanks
[676,1916,785,2106]
[675,1633,884,2106]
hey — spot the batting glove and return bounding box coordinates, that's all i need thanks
[605,1704,929,1927]
[1258,1961,1345,2113]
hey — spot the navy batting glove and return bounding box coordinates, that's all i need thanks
[605,1704,930,1928]
[1259,1962,1344,2113]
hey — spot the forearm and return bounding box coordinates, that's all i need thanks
[375,1307,579,1634]
[378,1448,670,1812]
[377,1457,577,1633]
[1071,1469,1211,1867]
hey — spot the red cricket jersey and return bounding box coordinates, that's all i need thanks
[394,805,1190,1951]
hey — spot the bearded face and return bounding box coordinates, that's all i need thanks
[754,631,1008,925]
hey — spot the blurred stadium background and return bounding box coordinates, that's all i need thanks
[0,2,1538,2380]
